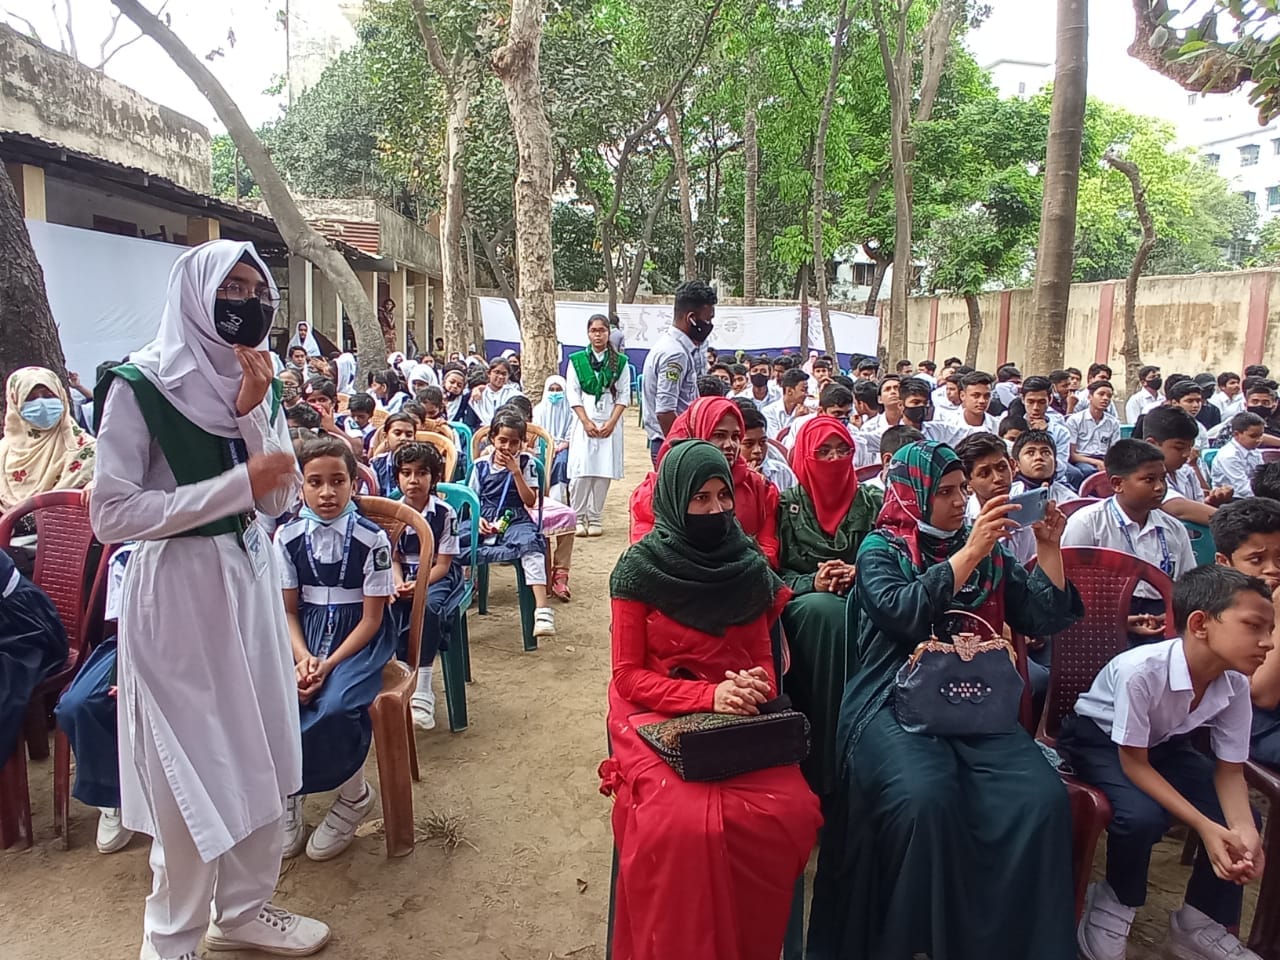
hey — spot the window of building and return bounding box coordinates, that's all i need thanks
[1188,93,1198,105]
[1204,153,1220,169]
[1268,186,1280,208]
[1242,190,1258,206]
[1273,138,1280,155]
[847,262,878,287]
[1241,144,1261,166]
[1017,81,1026,95]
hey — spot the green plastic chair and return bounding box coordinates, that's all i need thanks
[449,422,474,481]
[635,373,644,426]
[1182,520,1218,567]
[469,458,546,652]
[430,482,479,732]
[1201,448,1218,471]
[1120,424,1134,440]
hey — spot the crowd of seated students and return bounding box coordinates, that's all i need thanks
[609,351,1280,960]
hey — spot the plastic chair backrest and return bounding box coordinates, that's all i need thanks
[1035,546,1175,743]
[354,495,433,671]
[1201,448,1218,470]
[371,409,389,430]
[1119,424,1134,440]
[1058,497,1099,518]
[414,431,459,485]
[436,482,480,607]
[855,463,883,483]
[449,422,474,475]
[1182,520,1217,566]
[0,491,100,677]
[1263,449,1280,464]
[1078,471,1112,499]
[337,393,350,413]
[356,463,380,496]
[471,425,490,463]
[524,423,554,493]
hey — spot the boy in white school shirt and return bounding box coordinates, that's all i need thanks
[1059,565,1270,960]
[1210,412,1267,498]
[922,370,1000,447]
[1062,439,1197,644]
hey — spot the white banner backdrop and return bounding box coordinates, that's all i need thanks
[27,219,187,380]
[475,297,880,360]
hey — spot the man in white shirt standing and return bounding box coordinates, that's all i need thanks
[1211,411,1267,498]
[1211,371,1245,420]
[641,280,718,463]
[923,370,1000,447]
[1125,364,1165,424]
[764,368,811,442]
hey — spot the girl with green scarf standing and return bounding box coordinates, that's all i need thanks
[599,440,821,960]
[806,441,1083,960]
[566,314,631,537]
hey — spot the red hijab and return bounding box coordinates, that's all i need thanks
[630,397,780,564]
[791,415,859,536]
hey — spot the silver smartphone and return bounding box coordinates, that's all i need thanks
[1008,486,1050,528]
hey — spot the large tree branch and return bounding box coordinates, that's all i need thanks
[916,0,962,123]
[625,166,678,301]
[409,0,453,80]
[1127,0,1249,95]
[3,8,43,42]
[469,218,519,319]
[1105,151,1155,395]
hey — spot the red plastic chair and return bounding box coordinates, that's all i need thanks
[1057,497,1098,518]
[0,491,104,849]
[1078,471,1112,499]
[356,462,379,496]
[855,463,883,483]
[1034,547,1175,919]
[1244,760,1280,958]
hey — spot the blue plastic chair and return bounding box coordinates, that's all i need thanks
[1201,448,1218,471]
[468,458,546,652]
[435,482,480,732]
[1119,424,1134,440]
[449,422,474,481]
[1182,520,1218,567]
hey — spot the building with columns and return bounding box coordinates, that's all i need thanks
[0,23,442,375]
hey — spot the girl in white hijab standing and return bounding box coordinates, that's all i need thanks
[287,321,321,357]
[90,240,329,960]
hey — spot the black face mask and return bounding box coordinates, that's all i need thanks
[688,317,715,344]
[1248,404,1275,420]
[684,510,735,550]
[749,372,770,389]
[1145,377,1163,393]
[903,405,928,425]
[213,297,273,347]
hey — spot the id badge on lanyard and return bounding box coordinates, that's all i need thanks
[1109,500,1173,576]
[304,515,356,658]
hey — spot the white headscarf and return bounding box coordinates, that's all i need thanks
[533,374,574,442]
[335,352,357,393]
[287,321,320,357]
[407,361,438,392]
[127,239,278,438]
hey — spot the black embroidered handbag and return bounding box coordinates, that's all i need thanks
[893,610,1023,737]
[636,695,811,782]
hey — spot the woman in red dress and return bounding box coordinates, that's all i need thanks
[628,396,780,565]
[601,439,821,960]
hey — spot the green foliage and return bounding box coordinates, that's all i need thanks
[210,133,259,199]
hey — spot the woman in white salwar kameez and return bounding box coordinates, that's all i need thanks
[90,240,329,960]
[566,314,631,537]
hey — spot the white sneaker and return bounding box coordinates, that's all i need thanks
[412,667,436,730]
[1165,904,1260,960]
[575,520,588,538]
[533,606,556,638]
[206,903,330,956]
[282,795,306,860]
[139,938,198,960]
[1078,881,1137,960]
[96,806,133,854]
[587,521,603,537]
[304,783,375,861]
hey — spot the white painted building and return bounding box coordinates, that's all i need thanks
[285,0,363,103]
[1187,90,1280,223]
[983,58,1052,100]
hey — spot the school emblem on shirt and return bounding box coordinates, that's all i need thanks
[373,546,391,571]
[449,516,459,538]
[664,360,682,383]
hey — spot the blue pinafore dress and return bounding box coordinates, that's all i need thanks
[468,455,545,565]
[277,512,396,794]
[393,496,466,664]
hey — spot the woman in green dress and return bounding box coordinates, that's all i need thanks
[806,440,1082,960]
[777,415,881,802]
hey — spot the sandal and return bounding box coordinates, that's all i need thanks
[550,567,571,602]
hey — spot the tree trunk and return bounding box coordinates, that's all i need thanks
[863,246,890,316]
[665,105,698,280]
[962,293,983,368]
[1105,152,1155,396]
[743,10,760,304]
[111,0,383,381]
[813,0,850,362]
[1030,0,1088,374]
[493,0,557,403]
[0,164,68,383]
[625,167,678,302]
[799,265,811,357]
[441,81,474,355]
[462,220,486,353]
[472,219,518,321]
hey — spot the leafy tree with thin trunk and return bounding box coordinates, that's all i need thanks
[109,0,385,380]
[1104,152,1154,397]
[1028,0,1087,375]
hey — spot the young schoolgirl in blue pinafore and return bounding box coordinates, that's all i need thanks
[390,441,465,731]
[274,436,396,862]
[468,410,555,638]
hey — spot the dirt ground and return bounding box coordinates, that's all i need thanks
[0,421,1265,959]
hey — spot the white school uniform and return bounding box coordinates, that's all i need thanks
[764,399,808,442]
[1211,392,1246,420]
[1066,409,1121,459]
[1061,496,1196,599]
[1073,637,1253,761]
[1125,388,1164,424]
[931,385,961,419]
[760,451,797,493]
[566,355,632,526]
[923,413,1000,448]
[730,383,782,408]
[471,382,524,425]
[1210,438,1263,497]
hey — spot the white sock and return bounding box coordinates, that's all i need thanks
[414,665,434,705]
[337,768,367,803]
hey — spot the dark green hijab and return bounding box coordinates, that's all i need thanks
[611,440,785,635]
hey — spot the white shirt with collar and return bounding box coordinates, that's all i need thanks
[1066,409,1121,458]
[1211,392,1246,419]
[730,382,782,408]
[853,411,907,466]
[1162,464,1203,503]
[1125,388,1164,424]
[759,452,797,493]
[1072,637,1253,761]
[764,398,808,442]
[1061,496,1196,599]
[1210,438,1263,497]
[931,385,961,418]
[923,413,1000,448]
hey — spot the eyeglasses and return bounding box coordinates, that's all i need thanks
[217,280,278,307]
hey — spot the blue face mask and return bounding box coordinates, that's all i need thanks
[548,391,565,404]
[20,398,64,431]
[299,499,358,526]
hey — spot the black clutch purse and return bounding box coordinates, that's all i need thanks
[636,695,811,782]
[892,610,1023,737]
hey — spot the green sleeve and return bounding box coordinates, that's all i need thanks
[1001,552,1085,638]
[854,545,957,656]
